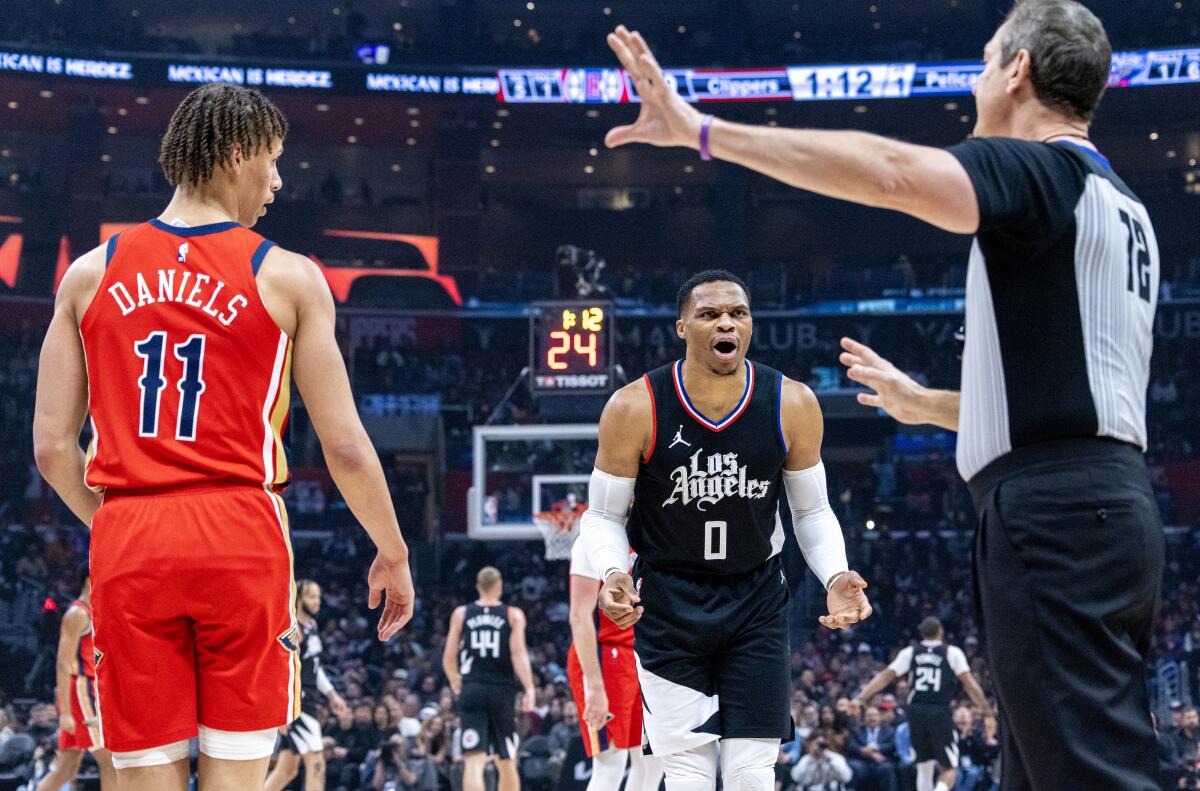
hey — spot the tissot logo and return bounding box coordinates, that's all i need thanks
[662,448,772,511]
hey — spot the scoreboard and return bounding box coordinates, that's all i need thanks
[496,47,1200,104]
[530,301,614,395]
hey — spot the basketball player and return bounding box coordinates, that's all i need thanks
[32,83,414,791]
[264,580,349,791]
[36,570,115,791]
[442,567,537,791]
[851,618,991,791]
[567,539,663,791]
[578,270,873,790]
[605,3,1163,787]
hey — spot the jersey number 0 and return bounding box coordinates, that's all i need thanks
[134,331,207,441]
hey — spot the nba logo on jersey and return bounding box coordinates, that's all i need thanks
[177,242,189,262]
[276,624,302,652]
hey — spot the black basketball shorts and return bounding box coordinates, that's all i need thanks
[907,703,958,769]
[458,682,519,759]
[632,554,793,756]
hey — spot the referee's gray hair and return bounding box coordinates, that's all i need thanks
[1000,0,1112,122]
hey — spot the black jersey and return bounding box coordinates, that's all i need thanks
[460,602,513,686]
[298,618,326,715]
[904,643,957,706]
[627,359,788,576]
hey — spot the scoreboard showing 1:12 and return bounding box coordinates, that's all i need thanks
[530,301,614,395]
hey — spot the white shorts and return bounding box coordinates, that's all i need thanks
[284,712,324,755]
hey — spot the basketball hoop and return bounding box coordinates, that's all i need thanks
[534,510,583,560]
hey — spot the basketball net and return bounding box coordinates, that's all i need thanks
[534,509,583,560]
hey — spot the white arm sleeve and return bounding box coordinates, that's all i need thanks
[947,645,971,675]
[578,468,635,580]
[783,462,849,589]
[316,664,335,696]
[887,646,915,676]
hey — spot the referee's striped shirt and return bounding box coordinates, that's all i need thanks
[946,138,1159,481]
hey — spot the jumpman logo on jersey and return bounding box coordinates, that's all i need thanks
[669,425,692,449]
[177,242,189,263]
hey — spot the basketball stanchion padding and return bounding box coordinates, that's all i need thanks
[534,509,584,560]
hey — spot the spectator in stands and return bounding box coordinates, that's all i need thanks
[547,701,579,762]
[372,733,434,791]
[399,693,423,740]
[792,735,853,791]
[1175,707,1200,788]
[1153,711,1185,791]
[846,705,897,791]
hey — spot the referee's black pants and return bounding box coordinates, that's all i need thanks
[967,438,1164,791]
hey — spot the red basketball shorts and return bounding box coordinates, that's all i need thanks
[567,641,644,756]
[59,675,101,751]
[89,485,301,753]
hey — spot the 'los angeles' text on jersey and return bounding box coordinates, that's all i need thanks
[628,359,788,576]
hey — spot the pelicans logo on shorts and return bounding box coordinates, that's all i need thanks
[277,624,302,652]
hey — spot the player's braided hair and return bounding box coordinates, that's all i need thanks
[158,83,288,187]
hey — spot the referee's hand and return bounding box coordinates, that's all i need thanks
[604,26,703,150]
[599,571,643,629]
[839,337,927,425]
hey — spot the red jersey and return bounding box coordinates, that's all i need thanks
[69,598,95,678]
[80,220,292,491]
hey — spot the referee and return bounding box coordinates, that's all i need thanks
[604,2,1162,789]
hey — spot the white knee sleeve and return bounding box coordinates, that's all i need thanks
[662,741,717,791]
[719,738,778,791]
[628,748,665,791]
[588,747,628,791]
[111,739,190,769]
[198,726,279,761]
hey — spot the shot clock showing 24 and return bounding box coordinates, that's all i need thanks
[530,301,614,395]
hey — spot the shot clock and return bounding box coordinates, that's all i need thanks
[530,301,614,395]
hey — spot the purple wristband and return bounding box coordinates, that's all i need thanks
[698,114,714,161]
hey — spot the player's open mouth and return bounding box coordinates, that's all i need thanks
[712,339,738,360]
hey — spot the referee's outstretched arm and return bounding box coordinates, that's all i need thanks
[838,337,959,432]
[604,26,981,234]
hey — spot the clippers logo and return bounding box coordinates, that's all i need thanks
[177,242,189,263]
[462,728,480,750]
[669,425,692,450]
[662,448,772,511]
[277,623,302,652]
[93,647,104,670]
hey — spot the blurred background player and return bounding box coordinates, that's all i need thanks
[852,617,991,791]
[566,537,663,791]
[32,83,415,791]
[443,567,537,791]
[581,270,872,790]
[264,579,350,791]
[36,569,115,791]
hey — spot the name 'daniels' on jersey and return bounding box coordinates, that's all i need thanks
[105,268,249,327]
[663,449,772,511]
